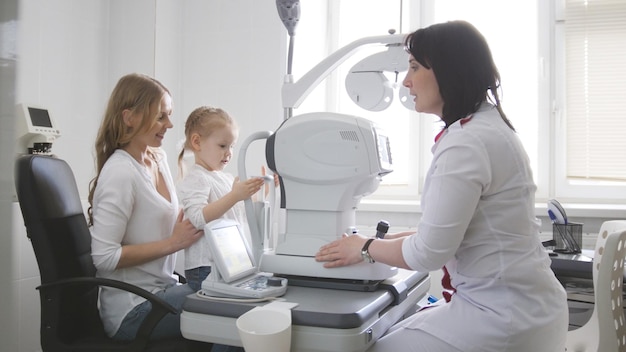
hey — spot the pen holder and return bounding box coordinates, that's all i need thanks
[553,222,583,254]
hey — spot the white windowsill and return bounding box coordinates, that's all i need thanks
[359,199,626,219]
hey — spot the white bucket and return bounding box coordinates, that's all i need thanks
[236,307,292,352]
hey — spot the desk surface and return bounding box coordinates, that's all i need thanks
[550,249,594,280]
[181,270,430,351]
[184,270,426,329]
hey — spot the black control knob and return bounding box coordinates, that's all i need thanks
[375,220,389,239]
[267,277,285,287]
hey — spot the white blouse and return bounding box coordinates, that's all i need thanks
[90,148,179,337]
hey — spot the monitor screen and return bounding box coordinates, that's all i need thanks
[209,222,255,282]
[28,107,53,128]
[373,128,393,175]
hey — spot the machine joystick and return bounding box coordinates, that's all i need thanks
[375,220,389,239]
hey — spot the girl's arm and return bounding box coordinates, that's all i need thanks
[202,176,264,223]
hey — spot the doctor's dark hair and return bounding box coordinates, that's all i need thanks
[87,73,170,226]
[404,20,514,130]
[177,106,237,178]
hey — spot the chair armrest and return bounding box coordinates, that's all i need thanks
[174,271,187,284]
[38,277,177,348]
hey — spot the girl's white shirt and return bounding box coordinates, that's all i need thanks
[90,148,179,337]
[176,164,249,270]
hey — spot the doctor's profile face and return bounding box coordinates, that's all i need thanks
[403,55,444,117]
[195,125,238,172]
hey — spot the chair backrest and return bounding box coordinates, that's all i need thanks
[594,220,626,352]
[14,155,105,347]
[15,155,95,282]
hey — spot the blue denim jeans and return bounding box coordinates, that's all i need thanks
[113,281,244,351]
[185,266,212,292]
[113,283,194,341]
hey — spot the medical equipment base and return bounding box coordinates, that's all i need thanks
[181,269,429,352]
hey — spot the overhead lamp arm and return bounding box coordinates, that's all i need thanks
[281,33,405,111]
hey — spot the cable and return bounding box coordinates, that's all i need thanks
[195,290,284,303]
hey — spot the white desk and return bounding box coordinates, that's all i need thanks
[181,270,430,352]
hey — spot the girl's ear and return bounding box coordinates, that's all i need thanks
[122,109,135,128]
[190,132,202,151]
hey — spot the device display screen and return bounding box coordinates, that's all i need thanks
[212,225,255,280]
[377,134,391,164]
[28,107,53,128]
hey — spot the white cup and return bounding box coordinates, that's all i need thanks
[236,307,292,352]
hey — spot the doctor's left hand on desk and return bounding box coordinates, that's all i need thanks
[316,233,411,269]
[315,233,368,268]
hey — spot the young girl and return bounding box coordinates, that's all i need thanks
[176,106,265,292]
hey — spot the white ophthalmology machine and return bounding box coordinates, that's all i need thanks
[181,2,431,351]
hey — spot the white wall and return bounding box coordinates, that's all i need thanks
[11,1,110,350]
[1,0,19,350]
[16,0,110,191]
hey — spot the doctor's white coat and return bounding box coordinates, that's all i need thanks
[399,104,568,352]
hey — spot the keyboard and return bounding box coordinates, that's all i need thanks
[201,274,288,299]
[236,275,273,291]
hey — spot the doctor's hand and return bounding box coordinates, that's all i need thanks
[315,233,368,268]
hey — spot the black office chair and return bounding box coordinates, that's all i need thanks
[14,155,212,352]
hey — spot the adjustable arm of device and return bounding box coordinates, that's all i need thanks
[238,130,274,263]
[282,34,406,110]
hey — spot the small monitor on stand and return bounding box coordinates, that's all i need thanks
[15,104,61,155]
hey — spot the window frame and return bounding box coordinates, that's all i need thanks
[551,0,626,204]
[294,0,626,210]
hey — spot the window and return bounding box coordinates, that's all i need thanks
[293,0,432,200]
[292,0,626,207]
[554,0,626,202]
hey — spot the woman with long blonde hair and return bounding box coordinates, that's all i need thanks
[88,73,202,341]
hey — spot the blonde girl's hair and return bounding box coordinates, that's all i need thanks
[87,73,171,225]
[177,106,236,177]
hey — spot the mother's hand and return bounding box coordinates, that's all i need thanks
[170,210,203,251]
[315,233,368,268]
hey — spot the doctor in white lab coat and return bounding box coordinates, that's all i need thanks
[316,20,568,352]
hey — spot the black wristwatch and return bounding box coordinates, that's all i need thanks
[361,238,376,263]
